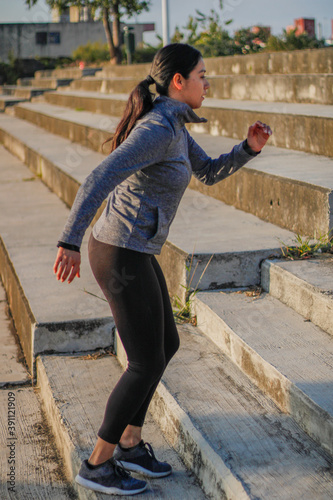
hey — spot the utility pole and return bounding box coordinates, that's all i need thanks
[162,0,170,46]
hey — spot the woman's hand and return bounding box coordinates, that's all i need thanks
[53,247,81,284]
[247,121,272,153]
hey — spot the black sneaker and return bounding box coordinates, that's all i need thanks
[75,457,147,495]
[114,440,172,478]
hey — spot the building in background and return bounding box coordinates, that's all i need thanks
[51,6,94,23]
[294,18,316,37]
[286,18,316,37]
[0,5,155,63]
[286,17,333,44]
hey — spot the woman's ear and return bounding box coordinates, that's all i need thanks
[171,73,183,91]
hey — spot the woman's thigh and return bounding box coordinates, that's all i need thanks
[151,256,180,361]
[88,235,166,370]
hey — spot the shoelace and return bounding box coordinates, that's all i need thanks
[111,458,131,478]
[143,442,157,461]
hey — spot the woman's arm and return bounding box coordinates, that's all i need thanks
[58,122,173,250]
[188,121,272,185]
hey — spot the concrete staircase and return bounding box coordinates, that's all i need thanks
[0,66,102,110]
[0,48,332,499]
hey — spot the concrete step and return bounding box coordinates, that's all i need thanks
[0,85,55,99]
[34,67,102,79]
[37,324,333,500]
[1,149,331,498]
[1,115,332,496]
[193,288,333,456]
[12,101,117,153]
[17,77,74,89]
[10,101,333,236]
[0,146,113,373]
[0,114,296,303]
[0,96,28,111]
[0,280,30,387]
[205,47,333,76]
[67,74,333,105]
[261,256,333,336]
[30,77,73,88]
[43,90,333,157]
[120,322,333,498]
[208,73,333,105]
[98,62,150,79]
[69,76,138,94]
[16,77,34,86]
[44,89,128,114]
[190,131,333,236]
[37,349,208,500]
[0,386,76,498]
[97,48,333,78]
[195,98,333,157]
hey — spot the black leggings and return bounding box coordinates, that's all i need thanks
[88,234,180,444]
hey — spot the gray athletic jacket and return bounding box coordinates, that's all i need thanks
[59,96,259,255]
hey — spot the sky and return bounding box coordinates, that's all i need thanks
[0,0,332,42]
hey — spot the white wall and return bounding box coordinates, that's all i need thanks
[0,21,147,62]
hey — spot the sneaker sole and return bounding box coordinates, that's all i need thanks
[118,461,172,478]
[75,474,147,495]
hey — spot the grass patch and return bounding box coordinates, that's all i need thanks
[279,231,332,260]
[173,253,214,324]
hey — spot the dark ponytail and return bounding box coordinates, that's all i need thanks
[104,44,202,153]
[105,76,155,153]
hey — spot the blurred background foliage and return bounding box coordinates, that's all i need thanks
[0,3,328,83]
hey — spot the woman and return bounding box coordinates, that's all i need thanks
[54,43,272,496]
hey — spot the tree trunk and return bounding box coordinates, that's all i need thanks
[111,1,122,64]
[102,6,117,64]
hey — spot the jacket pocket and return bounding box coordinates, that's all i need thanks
[147,207,163,242]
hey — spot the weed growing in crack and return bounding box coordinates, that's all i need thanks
[173,252,214,324]
[279,230,332,260]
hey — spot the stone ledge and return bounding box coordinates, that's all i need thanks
[194,289,333,456]
[207,74,333,105]
[66,74,333,105]
[262,257,333,336]
[97,48,333,78]
[0,146,113,373]
[43,90,333,156]
[36,352,209,499]
[0,96,28,111]
[11,101,333,235]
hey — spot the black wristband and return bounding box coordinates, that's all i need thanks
[57,241,80,253]
[243,139,261,156]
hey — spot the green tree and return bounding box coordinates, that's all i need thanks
[265,28,326,52]
[72,40,110,63]
[171,1,327,58]
[25,0,151,64]
[195,9,234,57]
[172,3,235,57]
[234,26,271,55]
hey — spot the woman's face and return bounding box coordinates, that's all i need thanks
[178,58,210,109]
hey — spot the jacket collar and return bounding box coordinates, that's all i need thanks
[154,95,207,128]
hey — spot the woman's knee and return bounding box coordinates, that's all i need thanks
[127,355,166,385]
